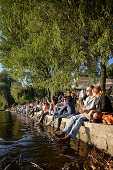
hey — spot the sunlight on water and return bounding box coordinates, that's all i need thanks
[0,111,113,169]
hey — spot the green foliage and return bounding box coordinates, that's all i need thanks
[0,71,40,108]
[0,70,16,87]
[10,82,43,104]
[106,63,113,79]
[0,82,12,109]
[10,82,24,104]
[0,71,15,109]
[0,0,113,95]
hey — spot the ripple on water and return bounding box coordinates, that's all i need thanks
[0,112,113,170]
[0,138,4,141]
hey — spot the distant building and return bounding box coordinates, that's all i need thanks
[72,77,113,94]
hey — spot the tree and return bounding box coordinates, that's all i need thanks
[0,71,16,109]
[106,63,113,79]
[0,70,16,87]
[10,82,39,104]
[0,82,13,109]
[0,0,80,96]
[0,0,113,94]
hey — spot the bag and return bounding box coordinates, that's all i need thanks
[102,113,113,125]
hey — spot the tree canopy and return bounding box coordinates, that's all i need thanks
[0,0,113,94]
[106,63,113,79]
[0,71,42,109]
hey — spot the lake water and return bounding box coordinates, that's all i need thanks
[0,111,113,169]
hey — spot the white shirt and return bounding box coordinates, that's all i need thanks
[83,96,95,110]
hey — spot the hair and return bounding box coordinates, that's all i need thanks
[52,98,58,105]
[89,85,94,89]
[92,86,104,96]
[47,99,51,103]
[68,96,73,102]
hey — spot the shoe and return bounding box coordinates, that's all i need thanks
[58,135,70,143]
[46,121,52,126]
[55,128,60,131]
[89,118,93,123]
[55,132,65,138]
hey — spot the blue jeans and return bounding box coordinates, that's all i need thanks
[63,114,87,139]
[51,111,58,121]
[56,113,75,130]
[51,107,60,121]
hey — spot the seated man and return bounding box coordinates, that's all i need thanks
[55,85,95,142]
[55,95,76,131]
[46,97,66,126]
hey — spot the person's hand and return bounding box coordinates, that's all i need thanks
[79,109,84,113]
[88,110,94,117]
[82,112,90,120]
[38,114,41,118]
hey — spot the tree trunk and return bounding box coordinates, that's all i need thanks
[100,62,106,92]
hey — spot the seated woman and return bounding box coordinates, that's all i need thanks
[37,101,48,120]
[56,86,112,143]
[46,97,66,126]
[38,99,57,124]
[85,86,112,121]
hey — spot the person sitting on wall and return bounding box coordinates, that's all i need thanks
[71,92,77,105]
[37,101,49,119]
[55,85,96,143]
[84,86,112,122]
[46,96,66,126]
[38,98,57,124]
[55,94,76,131]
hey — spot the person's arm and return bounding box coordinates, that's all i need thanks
[49,103,53,112]
[79,103,84,108]
[82,110,94,120]
[82,112,90,120]
[58,103,67,114]
[38,110,44,118]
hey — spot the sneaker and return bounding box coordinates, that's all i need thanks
[89,118,93,123]
[55,128,60,131]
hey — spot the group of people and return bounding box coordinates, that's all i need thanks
[55,85,112,143]
[12,85,112,144]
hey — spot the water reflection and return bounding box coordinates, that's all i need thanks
[0,111,113,169]
[0,112,25,141]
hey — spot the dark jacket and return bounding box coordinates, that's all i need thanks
[93,95,112,113]
[59,102,75,115]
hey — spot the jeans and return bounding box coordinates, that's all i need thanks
[51,107,60,121]
[56,113,75,130]
[63,114,87,139]
[40,112,49,124]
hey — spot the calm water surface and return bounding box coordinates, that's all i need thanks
[0,111,113,170]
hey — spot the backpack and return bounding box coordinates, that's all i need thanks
[102,114,113,125]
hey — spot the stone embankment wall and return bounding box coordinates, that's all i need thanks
[45,115,113,156]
